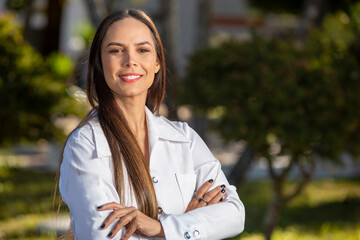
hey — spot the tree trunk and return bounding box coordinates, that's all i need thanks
[43,0,63,55]
[228,146,254,185]
[263,196,283,240]
[23,0,63,56]
[262,155,315,239]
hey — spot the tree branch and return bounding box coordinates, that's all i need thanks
[279,156,295,182]
[266,154,278,181]
[299,155,316,179]
[283,155,315,203]
[228,146,254,185]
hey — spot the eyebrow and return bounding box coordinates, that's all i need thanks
[106,41,153,48]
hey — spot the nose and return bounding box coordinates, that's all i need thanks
[122,50,138,67]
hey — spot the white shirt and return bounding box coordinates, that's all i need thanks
[59,107,245,240]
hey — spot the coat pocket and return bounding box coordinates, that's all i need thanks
[175,172,197,211]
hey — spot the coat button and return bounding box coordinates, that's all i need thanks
[152,176,159,183]
[193,230,200,237]
[184,232,191,239]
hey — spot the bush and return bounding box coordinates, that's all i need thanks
[179,4,360,161]
[0,14,86,146]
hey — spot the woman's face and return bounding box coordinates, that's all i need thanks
[101,17,160,103]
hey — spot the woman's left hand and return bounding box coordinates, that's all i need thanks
[97,202,165,239]
[185,179,226,213]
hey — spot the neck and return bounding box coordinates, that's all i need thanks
[115,97,147,138]
[114,97,150,164]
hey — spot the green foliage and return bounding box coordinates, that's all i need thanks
[0,14,86,146]
[5,0,28,12]
[76,21,96,48]
[179,3,360,162]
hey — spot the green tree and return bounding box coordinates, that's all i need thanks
[0,14,86,146]
[179,3,360,239]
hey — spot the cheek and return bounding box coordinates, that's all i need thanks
[101,56,115,78]
[143,55,157,71]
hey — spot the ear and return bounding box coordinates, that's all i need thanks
[155,59,160,74]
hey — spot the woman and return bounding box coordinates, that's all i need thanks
[59,10,245,240]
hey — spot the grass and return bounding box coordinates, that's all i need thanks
[0,213,57,239]
[228,177,360,240]
[0,160,359,239]
[0,162,66,240]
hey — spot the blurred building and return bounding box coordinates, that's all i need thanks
[0,0,251,77]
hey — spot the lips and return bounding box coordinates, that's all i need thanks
[119,73,142,83]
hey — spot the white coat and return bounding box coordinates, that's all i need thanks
[59,107,245,240]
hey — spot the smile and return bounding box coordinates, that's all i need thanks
[119,74,142,83]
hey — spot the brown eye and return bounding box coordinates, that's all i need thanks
[110,49,123,53]
[138,48,150,53]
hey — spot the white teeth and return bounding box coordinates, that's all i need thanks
[121,75,140,79]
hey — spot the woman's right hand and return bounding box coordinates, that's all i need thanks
[185,179,226,212]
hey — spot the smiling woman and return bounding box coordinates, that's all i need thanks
[101,18,160,102]
[58,9,245,240]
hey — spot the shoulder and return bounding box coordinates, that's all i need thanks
[161,116,193,136]
[66,117,97,148]
[65,115,110,159]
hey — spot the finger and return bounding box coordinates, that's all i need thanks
[196,193,211,208]
[101,207,135,230]
[185,200,197,212]
[97,202,124,211]
[121,218,138,240]
[208,186,226,205]
[198,184,226,207]
[185,179,214,212]
[204,184,226,202]
[108,208,137,239]
[196,179,214,199]
[185,193,202,212]
[202,185,223,201]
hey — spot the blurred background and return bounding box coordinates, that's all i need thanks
[0,0,360,239]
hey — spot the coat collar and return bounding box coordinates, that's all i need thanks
[91,107,190,158]
[145,106,190,144]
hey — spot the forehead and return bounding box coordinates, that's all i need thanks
[103,17,155,46]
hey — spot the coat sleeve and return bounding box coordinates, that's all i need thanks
[59,127,126,239]
[159,123,245,240]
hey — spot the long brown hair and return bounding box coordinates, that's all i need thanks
[56,9,166,238]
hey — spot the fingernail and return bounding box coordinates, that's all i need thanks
[220,197,224,202]
[208,179,214,183]
[100,223,105,229]
[107,232,112,238]
[220,184,226,188]
[97,205,103,209]
[221,188,226,193]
